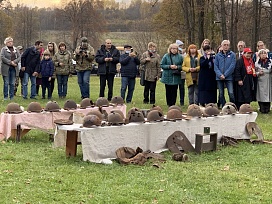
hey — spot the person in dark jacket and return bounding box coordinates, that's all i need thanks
[95,39,120,101]
[234,47,256,109]
[21,40,43,99]
[198,45,217,106]
[40,50,54,99]
[119,45,140,103]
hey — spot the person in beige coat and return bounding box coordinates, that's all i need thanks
[140,42,161,104]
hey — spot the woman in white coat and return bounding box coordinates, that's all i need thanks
[255,49,272,113]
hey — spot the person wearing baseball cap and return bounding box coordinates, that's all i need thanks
[234,47,256,109]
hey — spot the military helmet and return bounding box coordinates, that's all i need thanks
[27,102,43,113]
[166,109,184,120]
[80,98,94,109]
[86,109,103,120]
[222,104,237,115]
[44,101,60,112]
[127,107,141,118]
[63,99,77,110]
[110,109,125,119]
[187,104,202,117]
[82,115,101,128]
[203,103,220,116]
[168,105,182,112]
[96,97,109,107]
[150,105,163,115]
[6,102,23,114]
[107,112,124,125]
[110,96,124,105]
[239,104,253,114]
[225,102,238,111]
[128,110,145,123]
[147,110,164,122]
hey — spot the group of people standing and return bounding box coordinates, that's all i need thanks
[1,36,272,114]
[0,37,94,100]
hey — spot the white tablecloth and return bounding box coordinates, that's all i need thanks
[55,112,257,163]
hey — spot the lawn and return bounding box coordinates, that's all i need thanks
[0,76,272,204]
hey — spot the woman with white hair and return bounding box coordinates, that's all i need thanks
[0,37,21,100]
[255,49,272,113]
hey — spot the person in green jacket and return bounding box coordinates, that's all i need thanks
[160,43,183,106]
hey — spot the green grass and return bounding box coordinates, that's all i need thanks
[1,76,272,203]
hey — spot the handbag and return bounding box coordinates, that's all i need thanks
[19,70,24,78]
[140,65,145,86]
[170,54,181,76]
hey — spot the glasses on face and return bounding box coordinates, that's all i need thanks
[223,44,229,46]
[259,52,267,54]
[171,48,178,50]
[258,44,264,47]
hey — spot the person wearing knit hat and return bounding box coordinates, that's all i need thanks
[182,44,201,105]
[40,48,54,99]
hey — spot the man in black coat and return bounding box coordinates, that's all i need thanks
[21,40,43,99]
[95,39,120,101]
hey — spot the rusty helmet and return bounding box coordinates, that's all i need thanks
[96,97,109,107]
[187,104,202,117]
[63,99,77,110]
[168,105,182,112]
[110,96,124,105]
[127,107,141,118]
[150,105,163,115]
[110,109,125,119]
[147,110,164,122]
[80,98,94,109]
[128,110,145,123]
[225,102,238,111]
[6,102,23,114]
[107,112,124,125]
[222,104,237,115]
[27,102,43,113]
[166,109,184,120]
[44,101,60,112]
[86,109,103,120]
[203,103,220,116]
[82,115,102,127]
[239,104,253,114]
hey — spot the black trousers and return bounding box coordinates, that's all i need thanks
[99,73,115,101]
[165,84,178,106]
[143,80,157,104]
[50,77,55,95]
[42,77,52,99]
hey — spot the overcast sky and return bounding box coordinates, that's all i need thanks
[9,0,61,8]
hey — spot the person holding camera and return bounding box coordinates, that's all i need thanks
[140,42,161,104]
[119,45,140,103]
[95,39,120,101]
[73,37,95,99]
[198,45,217,106]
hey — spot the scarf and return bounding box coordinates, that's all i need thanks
[242,56,256,76]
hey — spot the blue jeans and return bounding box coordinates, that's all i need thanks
[121,77,136,103]
[2,67,16,99]
[217,80,235,107]
[23,72,36,99]
[77,70,91,98]
[56,75,68,97]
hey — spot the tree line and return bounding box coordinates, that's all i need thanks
[0,0,271,54]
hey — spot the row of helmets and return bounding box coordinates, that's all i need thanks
[5,96,125,114]
[82,103,254,128]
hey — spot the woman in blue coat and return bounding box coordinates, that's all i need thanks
[160,43,183,106]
